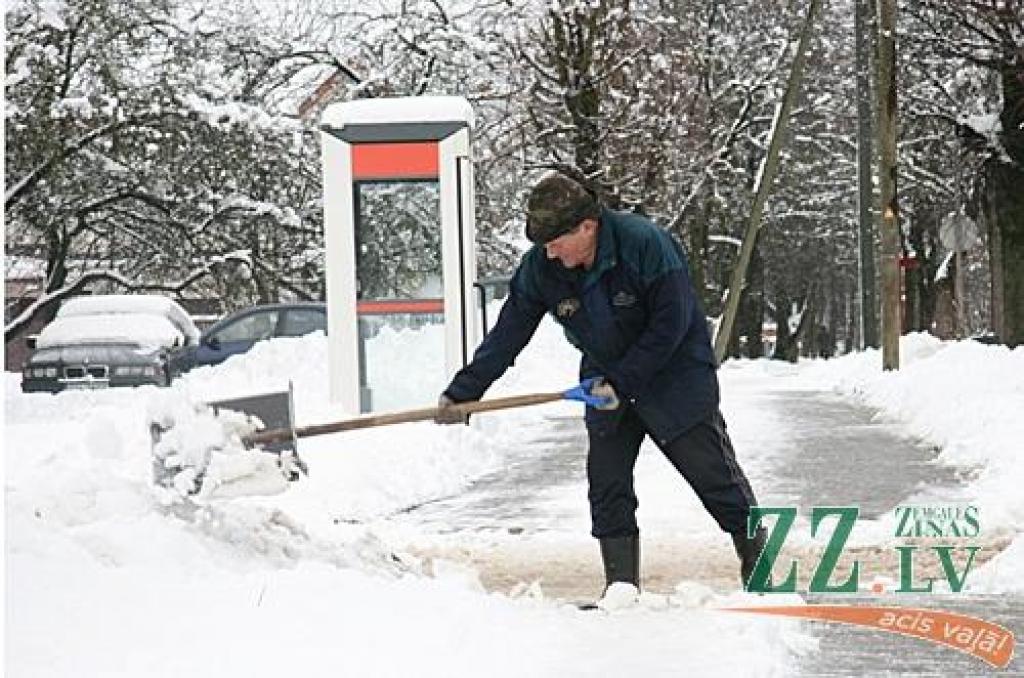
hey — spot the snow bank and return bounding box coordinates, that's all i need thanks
[8,547,809,678]
[168,311,582,524]
[970,536,1024,594]
[158,325,512,521]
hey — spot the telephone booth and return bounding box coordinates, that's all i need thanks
[320,96,479,413]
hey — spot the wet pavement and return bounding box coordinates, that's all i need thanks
[796,593,1023,677]
[754,388,965,518]
[398,388,968,531]
[392,415,588,535]
[392,384,1022,675]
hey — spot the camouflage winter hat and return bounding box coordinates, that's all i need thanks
[525,172,600,244]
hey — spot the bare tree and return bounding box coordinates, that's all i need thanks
[903,0,1024,347]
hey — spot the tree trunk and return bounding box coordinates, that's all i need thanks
[771,297,796,361]
[687,195,712,312]
[931,264,957,339]
[876,0,900,369]
[37,224,71,327]
[737,242,765,358]
[855,0,879,348]
[986,162,1024,346]
[985,185,1005,340]
[558,6,603,180]
[771,292,815,363]
[984,63,1024,347]
[845,284,858,354]
[905,212,935,332]
[803,305,823,359]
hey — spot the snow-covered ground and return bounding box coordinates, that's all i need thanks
[5,314,1022,676]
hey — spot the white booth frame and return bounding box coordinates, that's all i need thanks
[320,98,479,413]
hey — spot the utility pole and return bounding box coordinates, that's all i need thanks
[714,0,823,364]
[876,0,900,370]
[855,0,878,348]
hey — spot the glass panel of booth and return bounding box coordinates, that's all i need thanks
[354,179,445,411]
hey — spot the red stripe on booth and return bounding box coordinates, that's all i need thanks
[357,298,444,315]
[352,142,439,180]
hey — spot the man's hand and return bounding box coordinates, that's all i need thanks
[435,393,468,425]
[590,377,620,410]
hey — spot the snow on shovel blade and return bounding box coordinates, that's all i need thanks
[148,386,303,501]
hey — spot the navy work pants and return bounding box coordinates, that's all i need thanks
[586,407,758,538]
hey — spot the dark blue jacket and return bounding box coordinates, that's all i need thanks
[445,207,719,445]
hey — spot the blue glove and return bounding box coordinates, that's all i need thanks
[564,377,620,409]
[589,377,620,410]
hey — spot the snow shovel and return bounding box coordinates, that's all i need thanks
[151,378,611,498]
[244,377,611,448]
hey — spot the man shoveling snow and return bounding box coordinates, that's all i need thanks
[435,172,768,606]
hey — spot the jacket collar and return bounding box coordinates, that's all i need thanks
[582,207,618,289]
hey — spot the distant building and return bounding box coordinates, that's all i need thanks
[4,255,48,372]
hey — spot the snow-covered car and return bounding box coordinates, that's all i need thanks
[168,302,326,376]
[20,295,200,393]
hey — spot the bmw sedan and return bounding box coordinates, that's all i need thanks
[20,294,199,393]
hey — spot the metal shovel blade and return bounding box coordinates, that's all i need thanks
[150,383,304,496]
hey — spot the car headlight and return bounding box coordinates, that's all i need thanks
[114,365,160,377]
[30,367,57,378]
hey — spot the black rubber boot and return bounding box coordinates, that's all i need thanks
[579,534,640,610]
[599,534,641,588]
[731,527,768,590]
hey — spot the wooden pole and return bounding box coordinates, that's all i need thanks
[876,0,900,370]
[713,0,823,364]
[855,0,879,348]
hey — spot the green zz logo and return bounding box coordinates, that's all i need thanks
[746,506,861,594]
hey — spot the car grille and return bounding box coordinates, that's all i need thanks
[64,365,109,379]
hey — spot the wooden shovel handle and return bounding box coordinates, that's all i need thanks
[243,391,565,448]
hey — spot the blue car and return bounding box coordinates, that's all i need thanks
[169,302,326,376]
